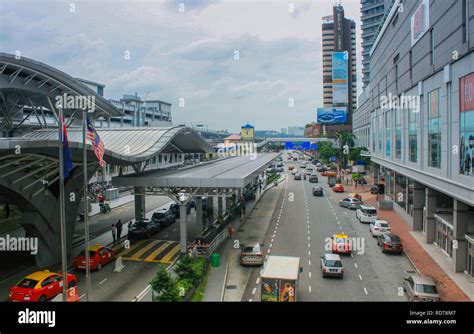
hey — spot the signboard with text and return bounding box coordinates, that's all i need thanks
[316,107,347,125]
[285,142,311,150]
[332,52,349,105]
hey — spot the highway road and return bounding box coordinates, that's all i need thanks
[243,152,415,301]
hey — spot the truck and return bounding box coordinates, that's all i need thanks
[260,255,301,302]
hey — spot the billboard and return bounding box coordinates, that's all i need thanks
[332,52,348,105]
[285,142,310,150]
[411,0,430,46]
[316,107,347,125]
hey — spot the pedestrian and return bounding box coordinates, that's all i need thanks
[228,225,235,240]
[128,221,133,231]
[354,180,358,190]
[111,224,117,244]
[116,220,123,240]
[4,203,10,218]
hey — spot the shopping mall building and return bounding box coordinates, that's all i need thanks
[354,0,474,277]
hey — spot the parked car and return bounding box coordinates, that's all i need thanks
[333,184,344,193]
[369,220,391,237]
[291,169,298,175]
[73,244,117,271]
[9,270,77,302]
[377,233,403,254]
[356,205,377,223]
[300,163,307,169]
[312,186,324,196]
[370,184,385,194]
[288,165,295,171]
[294,173,302,180]
[320,254,344,278]
[328,177,337,188]
[128,218,160,239]
[403,275,440,301]
[339,197,362,210]
[240,242,264,266]
[152,208,176,227]
[309,174,319,183]
[276,167,285,173]
[170,202,193,218]
[349,193,362,201]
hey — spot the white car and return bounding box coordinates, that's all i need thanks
[369,220,391,237]
[356,205,377,223]
[291,169,298,175]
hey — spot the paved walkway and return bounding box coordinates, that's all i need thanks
[203,178,284,301]
[342,178,471,301]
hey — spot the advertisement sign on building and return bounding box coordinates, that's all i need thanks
[332,52,349,105]
[411,0,430,46]
[317,107,347,125]
[460,73,474,176]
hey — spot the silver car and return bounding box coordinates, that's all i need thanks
[339,197,362,210]
[320,254,344,278]
[403,275,440,301]
[240,242,264,266]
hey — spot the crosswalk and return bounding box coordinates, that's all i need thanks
[112,239,181,264]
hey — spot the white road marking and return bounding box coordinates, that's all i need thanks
[269,243,273,248]
[98,278,107,285]
[339,226,342,230]
[359,274,363,281]
[309,272,312,278]
[271,238,274,243]
[249,298,253,302]
[308,251,311,256]
[79,294,86,300]
[308,236,311,241]
[309,286,312,293]
[309,260,311,266]
[308,243,311,248]
[252,288,257,295]
[351,253,354,258]
[256,278,260,284]
[354,263,358,268]
[272,234,276,238]
[265,255,269,260]
[267,248,271,254]
[364,288,368,295]
[307,230,310,234]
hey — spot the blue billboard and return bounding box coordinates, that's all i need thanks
[285,142,310,150]
[316,107,347,125]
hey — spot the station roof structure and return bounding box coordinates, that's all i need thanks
[113,153,279,189]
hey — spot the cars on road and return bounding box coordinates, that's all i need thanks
[332,234,352,255]
[369,220,391,237]
[276,167,285,173]
[403,275,440,301]
[9,270,77,302]
[73,244,117,271]
[339,197,362,209]
[356,205,377,224]
[309,174,319,183]
[151,208,176,227]
[291,169,298,175]
[294,173,302,180]
[170,202,193,218]
[370,184,385,194]
[332,183,344,192]
[320,254,344,278]
[128,218,160,239]
[240,242,264,266]
[348,192,362,201]
[288,165,295,171]
[312,186,324,196]
[377,233,403,254]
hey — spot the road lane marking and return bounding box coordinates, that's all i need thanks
[339,226,342,230]
[308,236,311,241]
[364,288,368,295]
[351,253,354,258]
[309,272,312,278]
[308,243,311,248]
[308,251,311,256]
[256,278,260,284]
[271,238,274,243]
[267,248,271,254]
[309,260,311,266]
[307,230,310,234]
[359,274,363,281]
[160,244,181,263]
[269,243,273,248]
[309,286,312,293]
[98,278,107,285]
[272,234,275,238]
[144,241,171,262]
[252,288,257,295]
[129,240,162,260]
[354,263,358,268]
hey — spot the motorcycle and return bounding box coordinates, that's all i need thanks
[100,202,111,214]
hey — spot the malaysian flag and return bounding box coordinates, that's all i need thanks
[86,116,106,168]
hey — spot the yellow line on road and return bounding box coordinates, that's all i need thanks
[118,239,147,257]
[143,241,171,262]
[129,240,161,260]
[160,243,181,263]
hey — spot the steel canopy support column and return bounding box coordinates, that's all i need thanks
[424,187,437,244]
[180,203,187,253]
[134,186,146,220]
[412,181,425,231]
[196,196,204,232]
[217,196,223,217]
[453,199,469,273]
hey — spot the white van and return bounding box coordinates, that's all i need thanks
[356,205,377,223]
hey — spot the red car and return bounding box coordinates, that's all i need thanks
[73,244,117,271]
[333,184,344,192]
[332,234,352,255]
[9,270,77,302]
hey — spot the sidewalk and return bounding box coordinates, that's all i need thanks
[203,179,284,301]
[89,192,136,217]
[347,176,471,301]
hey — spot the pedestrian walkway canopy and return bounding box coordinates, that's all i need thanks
[113,153,279,189]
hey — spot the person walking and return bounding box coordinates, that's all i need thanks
[111,224,117,244]
[116,220,123,240]
[128,221,133,231]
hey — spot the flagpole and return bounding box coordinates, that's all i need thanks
[58,107,68,302]
[83,110,92,301]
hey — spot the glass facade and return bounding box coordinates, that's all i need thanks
[372,117,376,152]
[395,174,407,210]
[428,89,441,168]
[395,108,402,159]
[385,111,390,157]
[408,107,417,162]
[378,114,383,152]
[460,73,474,176]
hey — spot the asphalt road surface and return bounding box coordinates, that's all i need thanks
[243,153,415,301]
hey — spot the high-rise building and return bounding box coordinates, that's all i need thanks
[360,0,389,89]
[321,4,357,137]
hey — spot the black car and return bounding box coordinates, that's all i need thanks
[128,219,160,239]
[170,202,193,218]
[312,186,323,196]
[377,233,403,254]
[294,173,302,180]
[309,174,319,183]
[370,184,385,194]
[151,209,176,227]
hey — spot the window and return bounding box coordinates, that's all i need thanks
[428,89,441,168]
[372,117,376,152]
[460,73,474,176]
[378,114,383,152]
[395,108,402,159]
[409,107,418,162]
[385,111,391,157]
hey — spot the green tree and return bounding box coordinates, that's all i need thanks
[335,129,356,169]
[317,141,338,163]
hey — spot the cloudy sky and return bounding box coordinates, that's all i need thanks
[0,0,362,132]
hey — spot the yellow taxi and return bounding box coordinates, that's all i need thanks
[332,233,352,255]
